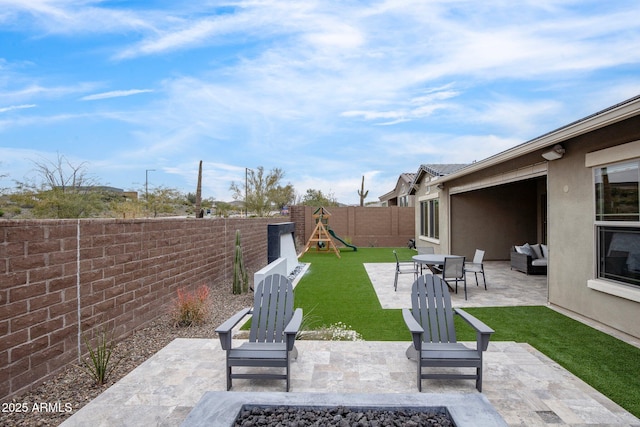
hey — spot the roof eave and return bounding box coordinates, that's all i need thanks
[435,95,640,184]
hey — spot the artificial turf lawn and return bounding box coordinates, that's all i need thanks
[296,247,640,418]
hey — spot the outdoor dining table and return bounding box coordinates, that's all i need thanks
[412,254,463,291]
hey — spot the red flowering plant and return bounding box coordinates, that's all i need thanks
[171,285,212,327]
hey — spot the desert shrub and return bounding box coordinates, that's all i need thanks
[81,325,121,385]
[171,285,212,327]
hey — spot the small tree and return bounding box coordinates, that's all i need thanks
[144,186,183,217]
[230,166,294,217]
[299,188,339,207]
[213,200,232,217]
[12,154,107,218]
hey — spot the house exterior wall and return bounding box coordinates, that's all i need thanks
[412,156,548,257]
[0,217,283,401]
[420,112,640,340]
[412,182,446,253]
[449,180,541,260]
[548,115,640,339]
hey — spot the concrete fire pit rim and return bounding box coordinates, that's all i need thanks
[181,391,508,427]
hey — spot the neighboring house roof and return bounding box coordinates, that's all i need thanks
[418,164,467,177]
[409,163,468,194]
[431,93,640,185]
[379,172,416,201]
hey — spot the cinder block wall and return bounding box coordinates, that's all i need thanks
[0,217,283,401]
[290,205,415,248]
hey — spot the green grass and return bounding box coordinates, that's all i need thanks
[296,247,640,418]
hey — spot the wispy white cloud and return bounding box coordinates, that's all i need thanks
[0,82,99,104]
[0,0,639,203]
[341,88,460,125]
[0,0,155,34]
[0,104,36,113]
[0,112,92,131]
[80,89,153,101]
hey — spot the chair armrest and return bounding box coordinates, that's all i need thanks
[455,308,494,351]
[510,250,532,273]
[284,308,303,351]
[402,308,423,351]
[215,307,251,350]
[510,251,530,263]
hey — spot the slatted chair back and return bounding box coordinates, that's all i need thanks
[249,274,295,343]
[410,275,457,345]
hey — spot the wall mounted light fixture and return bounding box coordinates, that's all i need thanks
[542,144,565,161]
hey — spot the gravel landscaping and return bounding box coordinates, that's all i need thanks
[1,289,254,427]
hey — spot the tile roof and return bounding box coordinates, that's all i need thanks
[418,164,468,177]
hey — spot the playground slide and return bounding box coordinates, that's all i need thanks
[328,228,357,251]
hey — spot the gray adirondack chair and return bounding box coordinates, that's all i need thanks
[402,274,494,392]
[215,274,303,391]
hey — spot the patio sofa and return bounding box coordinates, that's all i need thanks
[510,243,547,275]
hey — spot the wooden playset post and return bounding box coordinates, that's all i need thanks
[303,207,341,258]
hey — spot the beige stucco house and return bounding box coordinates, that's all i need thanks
[410,94,640,340]
[379,172,417,207]
[380,165,467,208]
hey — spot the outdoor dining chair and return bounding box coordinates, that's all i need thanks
[464,249,487,290]
[437,256,468,299]
[393,250,418,291]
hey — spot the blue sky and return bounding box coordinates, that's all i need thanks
[1,1,639,205]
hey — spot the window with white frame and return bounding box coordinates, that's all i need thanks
[420,199,439,239]
[594,160,640,287]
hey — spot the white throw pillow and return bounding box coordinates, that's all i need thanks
[516,243,535,258]
[541,244,549,259]
[531,244,543,260]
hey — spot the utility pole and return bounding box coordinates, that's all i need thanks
[245,168,249,218]
[145,169,155,217]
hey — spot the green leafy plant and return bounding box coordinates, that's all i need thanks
[81,325,121,386]
[232,230,249,294]
[171,285,211,327]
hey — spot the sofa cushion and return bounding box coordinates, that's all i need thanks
[531,244,543,260]
[541,244,549,259]
[531,258,548,267]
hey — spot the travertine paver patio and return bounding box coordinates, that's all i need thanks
[366,260,548,308]
[60,261,640,426]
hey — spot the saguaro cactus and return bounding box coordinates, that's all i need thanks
[232,230,249,294]
[358,175,369,207]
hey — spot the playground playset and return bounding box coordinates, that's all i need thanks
[303,207,357,258]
